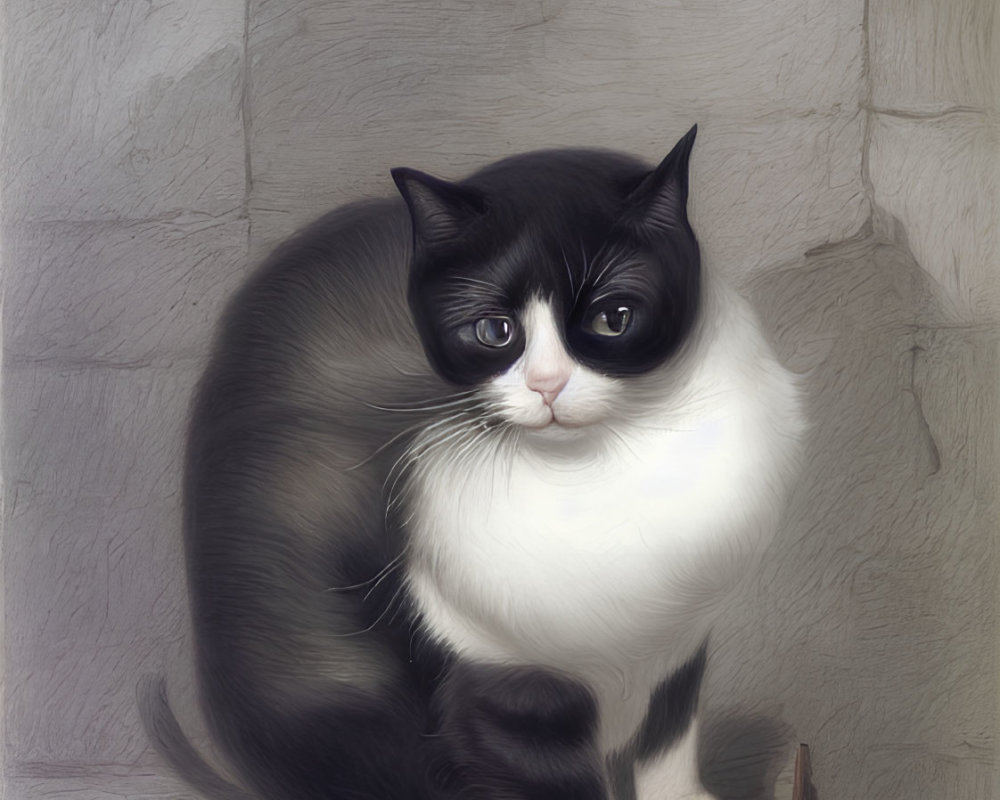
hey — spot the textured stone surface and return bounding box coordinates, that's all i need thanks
[868,0,999,111]
[3,1,246,223]
[245,0,868,276]
[4,218,249,366]
[869,110,999,324]
[867,0,999,323]
[705,237,997,800]
[1,0,247,783]
[4,364,196,766]
[5,774,201,800]
[2,0,997,798]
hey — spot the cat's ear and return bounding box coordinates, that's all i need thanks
[620,125,697,234]
[391,167,487,250]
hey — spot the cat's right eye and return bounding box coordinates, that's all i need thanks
[475,316,514,347]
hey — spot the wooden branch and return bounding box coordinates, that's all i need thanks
[792,743,816,800]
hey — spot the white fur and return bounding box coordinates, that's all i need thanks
[482,298,618,429]
[635,717,712,800]
[403,276,805,794]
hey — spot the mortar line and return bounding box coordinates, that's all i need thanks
[860,0,876,219]
[241,0,254,255]
[862,103,988,119]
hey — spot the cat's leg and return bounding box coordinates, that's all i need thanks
[202,673,441,800]
[633,717,716,800]
[190,564,450,800]
[434,661,608,799]
[631,646,716,800]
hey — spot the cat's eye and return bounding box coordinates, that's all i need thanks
[475,316,514,347]
[590,306,632,337]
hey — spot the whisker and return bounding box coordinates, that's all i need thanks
[346,410,471,472]
[382,414,481,514]
[589,249,629,291]
[325,551,405,593]
[560,244,576,298]
[448,423,501,474]
[599,422,641,460]
[331,579,409,638]
[490,422,520,489]
[386,362,429,379]
[363,391,477,414]
[450,275,506,293]
[579,239,592,283]
[404,414,481,461]
[410,424,477,471]
[362,554,408,603]
[383,441,424,516]
[338,386,472,410]
[627,422,696,433]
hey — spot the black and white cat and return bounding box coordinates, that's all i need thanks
[141,127,805,800]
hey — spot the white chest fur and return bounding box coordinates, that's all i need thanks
[404,284,804,751]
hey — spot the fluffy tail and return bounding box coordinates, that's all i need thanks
[137,675,256,800]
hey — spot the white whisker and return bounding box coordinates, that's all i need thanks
[362,554,407,603]
[331,578,409,638]
[380,414,463,488]
[450,275,506,293]
[364,391,477,414]
[344,410,471,471]
[448,423,501,474]
[560,245,576,298]
[599,422,641,460]
[580,239,593,284]
[325,551,405,593]
[383,412,486,520]
[589,248,629,290]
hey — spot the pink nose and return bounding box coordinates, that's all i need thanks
[526,373,569,406]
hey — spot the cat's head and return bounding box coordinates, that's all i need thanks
[392,127,700,433]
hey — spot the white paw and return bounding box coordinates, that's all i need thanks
[637,786,719,800]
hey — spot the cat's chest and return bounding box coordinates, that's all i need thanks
[404,403,767,669]
[447,418,740,570]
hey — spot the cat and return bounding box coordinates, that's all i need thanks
[139,126,805,800]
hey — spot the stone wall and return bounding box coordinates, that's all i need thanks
[2,1,994,797]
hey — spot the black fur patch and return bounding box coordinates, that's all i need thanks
[605,643,709,800]
[397,130,700,384]
[635,643,708,763]
[434,661,606,799]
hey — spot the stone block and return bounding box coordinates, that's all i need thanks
[3,1,245,222]
[3,217,249,366]
[245,0,868,277]
[869,112,999,323]
[869,0,999,112]
[705,238,997,799]
[4,364,197,766]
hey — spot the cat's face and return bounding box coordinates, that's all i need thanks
[393,128,700,432]
[479,296,621,430]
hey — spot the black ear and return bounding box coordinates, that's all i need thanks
[391,167,487,250]
[622,124,697,233]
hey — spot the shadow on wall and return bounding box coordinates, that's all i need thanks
[693,228,996,799]
[701,710,795,799]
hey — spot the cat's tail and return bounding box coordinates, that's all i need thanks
[137,675,257,800]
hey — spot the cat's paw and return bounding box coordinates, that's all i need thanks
[433,662,605,799]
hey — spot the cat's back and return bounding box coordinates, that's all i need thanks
[207,199,414,387]
[187,199,465,461]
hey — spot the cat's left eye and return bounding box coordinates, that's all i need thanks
[475,316,514,347]
[590,306,632,337]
